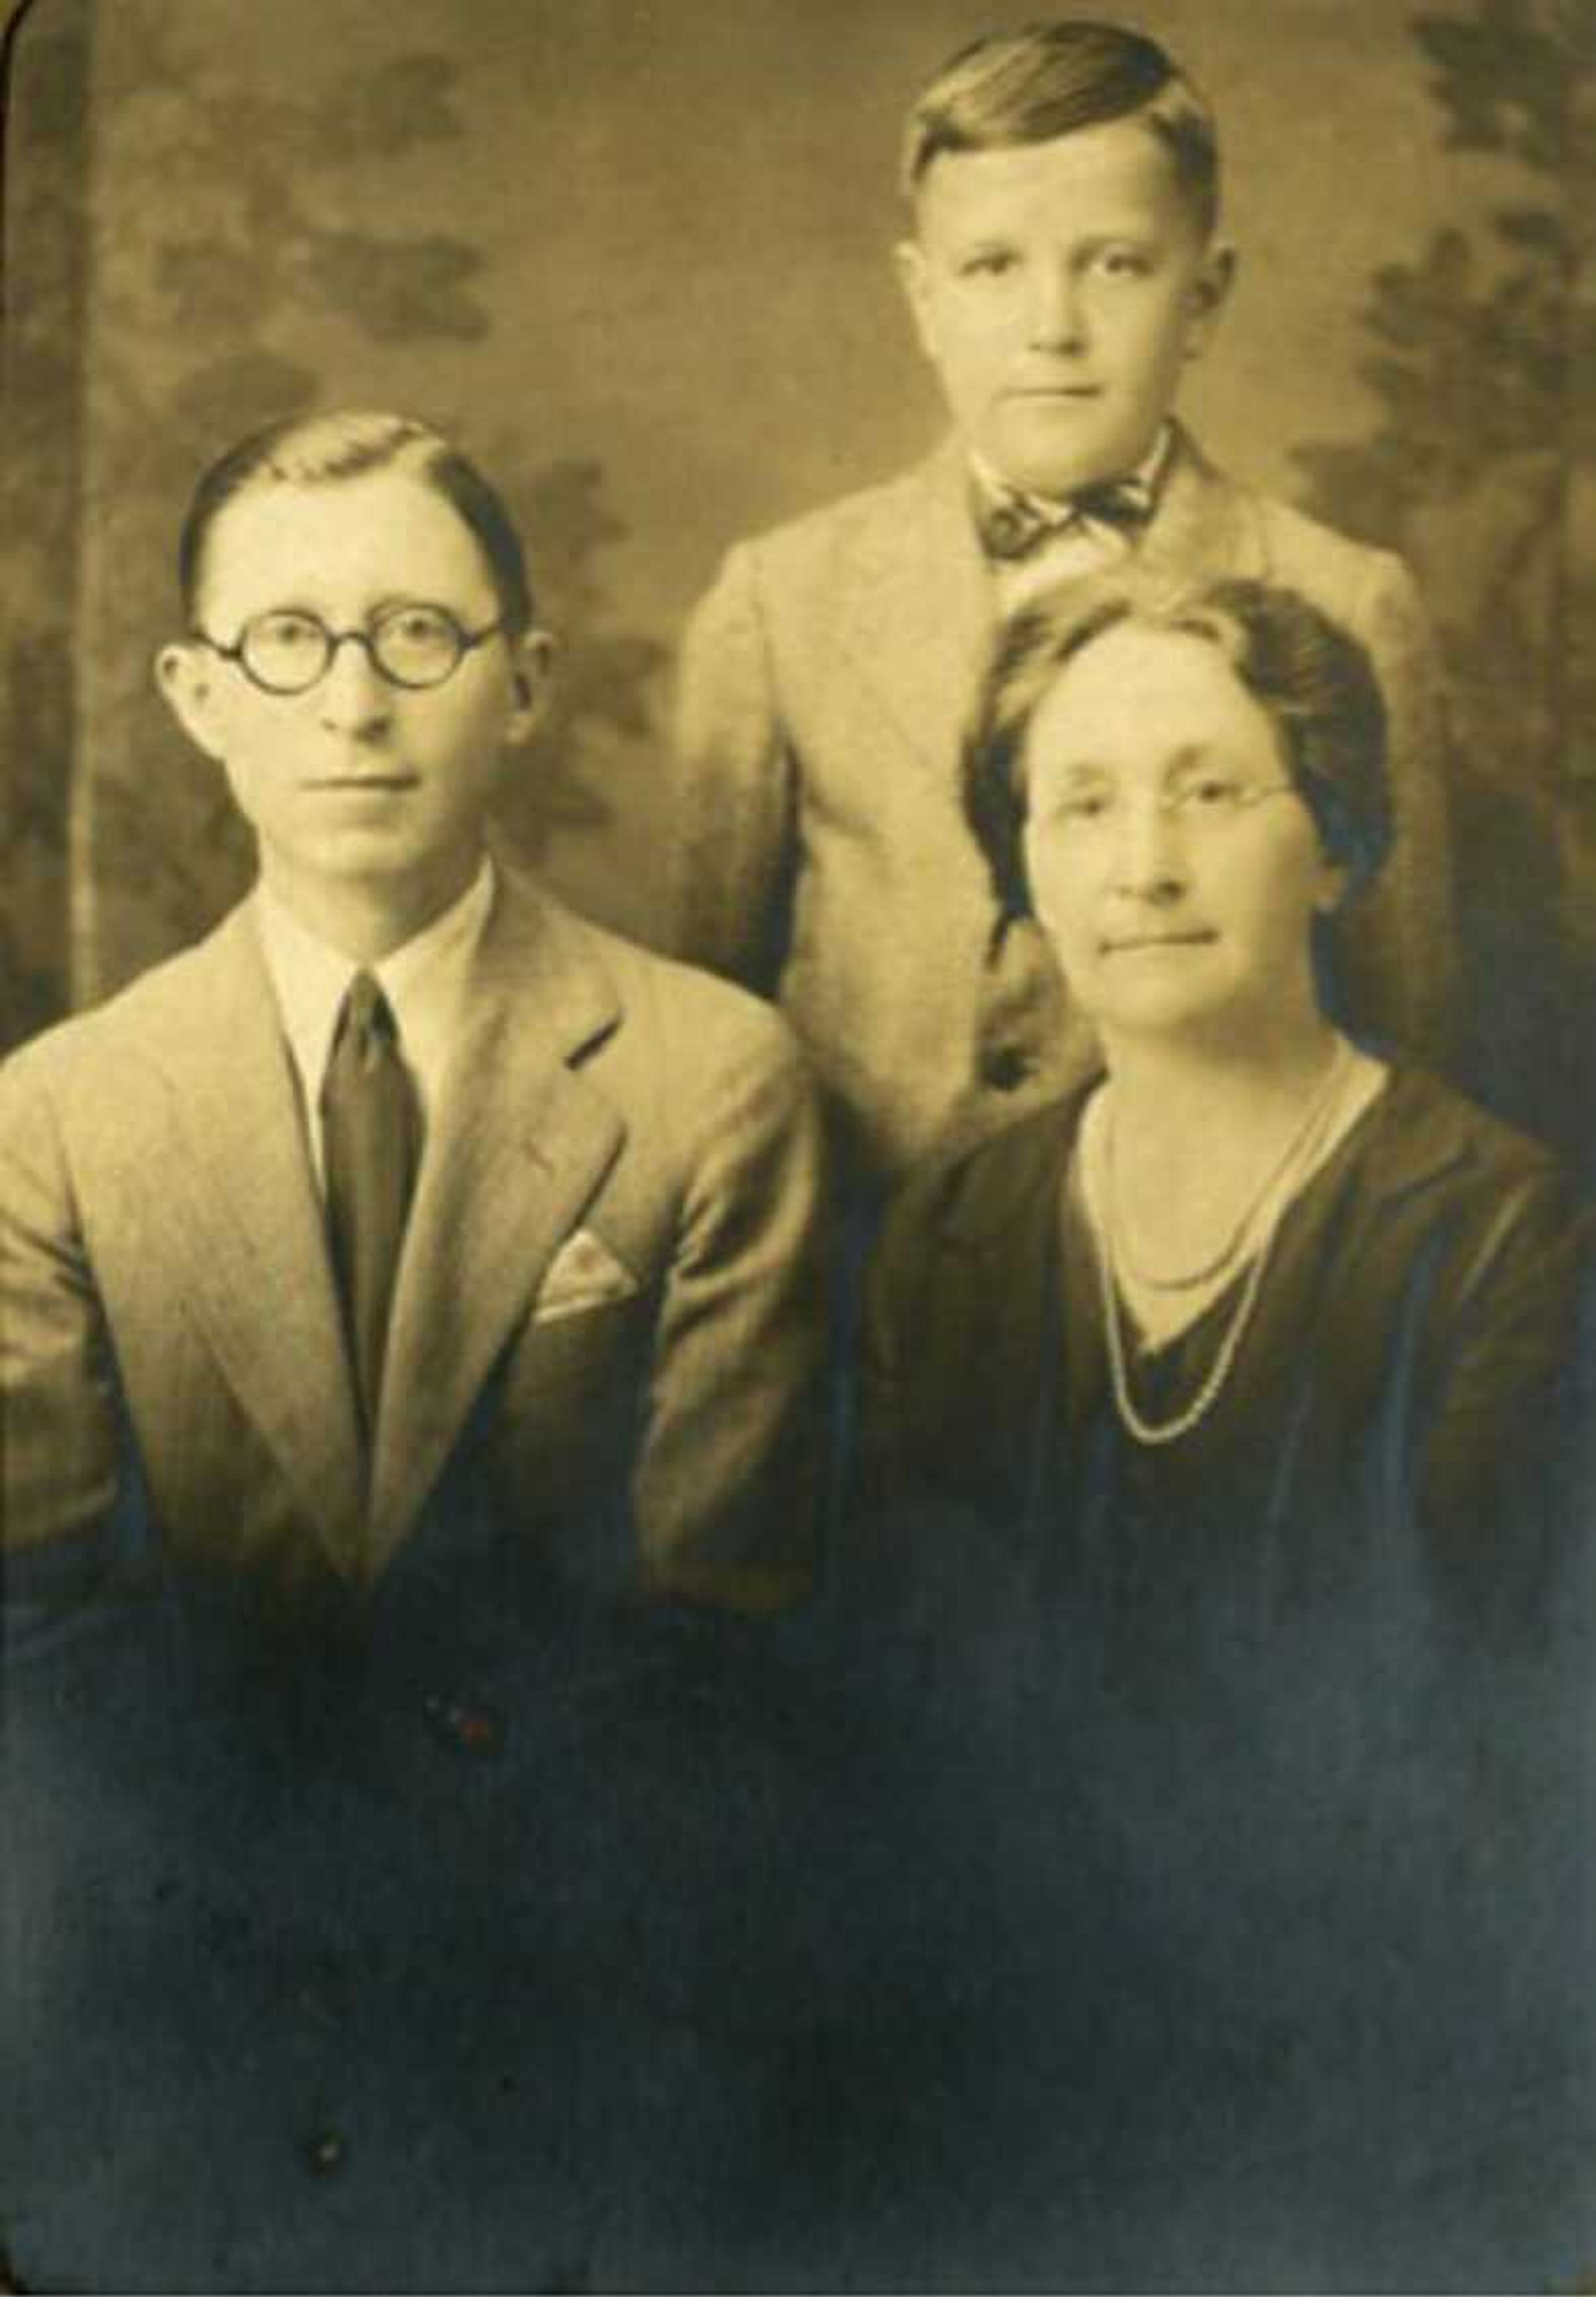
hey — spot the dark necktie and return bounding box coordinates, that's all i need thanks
[320,971,421,1440]
[977,475,1155,562]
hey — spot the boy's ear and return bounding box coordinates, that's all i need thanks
[155,642,229,762]
[505,627,557,747]
[1182,241,1236,359]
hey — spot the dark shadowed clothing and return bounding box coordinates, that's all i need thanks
[840,1066,1596,2289]
[867,1066,1587,1638]
[0,868,835,2293]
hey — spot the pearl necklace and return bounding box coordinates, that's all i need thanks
[1105,1041,1352,1293]
[1091,1045,1354,1448]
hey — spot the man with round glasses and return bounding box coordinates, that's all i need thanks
[1,421,840,2286]
[2,407,828,1632]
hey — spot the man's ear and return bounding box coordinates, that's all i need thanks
[155,642,229,762]
[505,627,557,747]
[894,237,936,361]
[1182,240,1236,362]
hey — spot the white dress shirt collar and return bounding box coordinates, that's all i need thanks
[255,859,495,1182]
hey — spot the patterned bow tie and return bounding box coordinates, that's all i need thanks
[977,475,1155,562]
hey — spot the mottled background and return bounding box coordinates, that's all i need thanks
[2,9,1594,2292]
[3,0,1593,1160]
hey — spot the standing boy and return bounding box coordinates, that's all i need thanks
[673,20,1454,1181]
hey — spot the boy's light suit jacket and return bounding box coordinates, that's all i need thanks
[674,424,1455,1178]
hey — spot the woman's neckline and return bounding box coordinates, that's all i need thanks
[1072,1048,1392,1355]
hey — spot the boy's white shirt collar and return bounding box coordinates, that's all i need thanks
[255,856,495,1181]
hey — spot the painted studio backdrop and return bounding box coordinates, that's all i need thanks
[3,0,1594,1172]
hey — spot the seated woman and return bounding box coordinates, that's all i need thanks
[870,572,1587,1621]
[855,574,1595,2285]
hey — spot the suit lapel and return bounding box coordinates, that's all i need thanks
[1136,422,1267,582]
[842,436,995,780]
[145,907,367,1562]
[366,878,626,1571]
[837,427,1265,785]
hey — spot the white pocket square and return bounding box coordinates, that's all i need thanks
[533,1226,640,1324]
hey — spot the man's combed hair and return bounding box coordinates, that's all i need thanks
[177,409,536,635]
[901,20,1220,234]
[963,571,1394,957]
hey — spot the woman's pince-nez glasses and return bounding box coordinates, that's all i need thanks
[1048,767,1300,842]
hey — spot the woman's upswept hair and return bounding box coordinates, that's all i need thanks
[963,570,1394,965]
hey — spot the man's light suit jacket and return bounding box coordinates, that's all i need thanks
[0,868,826,1626]
[673,424,1456,1179]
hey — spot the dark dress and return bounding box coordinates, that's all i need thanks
[841,1067,1596,2290]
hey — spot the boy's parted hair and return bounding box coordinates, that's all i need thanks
[901,20,1221,236]
[177,409,536,636]
[963,571,1394,939]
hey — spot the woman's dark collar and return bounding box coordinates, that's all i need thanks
[929,1064,1525,1252]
